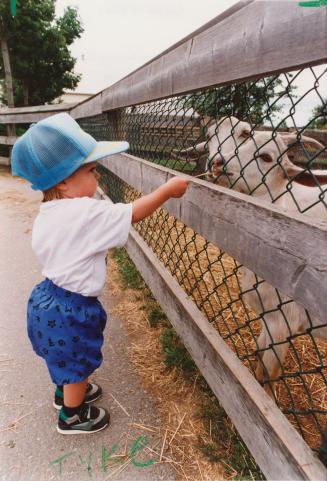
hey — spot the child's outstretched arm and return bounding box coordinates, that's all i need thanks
[132,177,189,223]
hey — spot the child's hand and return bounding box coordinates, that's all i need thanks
[165,177,189,198]
[132,176,189,223]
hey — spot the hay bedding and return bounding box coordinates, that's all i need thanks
[133,208,327,451]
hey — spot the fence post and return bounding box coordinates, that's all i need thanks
[6,123,16,163]
[106,108,126,140]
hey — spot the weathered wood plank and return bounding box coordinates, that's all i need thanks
[0,103,75,114]
[98,183,326,480]
[70,93,102,120]
[0,104,74,124]
[0,156,10,166]
[0,135,17,145]
[98,0,327,110]
[99,152,327,325]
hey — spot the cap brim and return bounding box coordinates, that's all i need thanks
[83,141,129,164]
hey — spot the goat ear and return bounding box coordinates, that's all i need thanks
[201,115,212,127]
[279,132,326,151]
[285,165,327,186]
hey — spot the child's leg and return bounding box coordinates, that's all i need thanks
[54,381,103,410]
[58,377,110,434]
[63,378,88,407]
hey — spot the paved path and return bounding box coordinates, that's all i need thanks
[0,170,176,481]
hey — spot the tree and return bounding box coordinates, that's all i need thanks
[0,1,17,153]
[184,75,296,126]
[0,0,84,107]
[309,98,327,129]
[0,36,14,108]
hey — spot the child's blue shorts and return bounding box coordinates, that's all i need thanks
[27,278,107,385]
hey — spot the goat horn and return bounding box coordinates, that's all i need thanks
[279,132,326,151]
[174,142,207,157]
[285,162,327,186]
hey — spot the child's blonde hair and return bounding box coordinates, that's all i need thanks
[42,186,64,202]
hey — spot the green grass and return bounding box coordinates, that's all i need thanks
[147,306,169,327]
[160,328,197,373]
[112,247,265,480]
[112,248,145,290]
[196,393,264,480]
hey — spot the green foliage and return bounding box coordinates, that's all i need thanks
[112,248,145,290]
[160,328,196,373]
[185,76,295,124]
[196,395,265,480]
[0,123,9,155]
[309,98,327,129]
[0,121,29,155]
[196,442,221,462]
[148,306,168,327]
[0,0,83,106]
[0,144,9,156]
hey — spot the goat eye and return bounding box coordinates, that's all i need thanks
[260,154,273,163]
[240,130,251,139]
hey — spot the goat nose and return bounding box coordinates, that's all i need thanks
[212,154,224,167]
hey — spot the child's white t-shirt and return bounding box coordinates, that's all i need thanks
[32,197,133,297]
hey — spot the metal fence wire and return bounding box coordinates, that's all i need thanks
[78,64,327,452]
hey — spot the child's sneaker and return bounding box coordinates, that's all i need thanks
[57,404,110,434]
[53,383,102,410]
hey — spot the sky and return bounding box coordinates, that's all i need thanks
[54,0,326,126]
[55,0,241,94]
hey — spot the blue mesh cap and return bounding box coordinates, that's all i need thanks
[11,112,129,191]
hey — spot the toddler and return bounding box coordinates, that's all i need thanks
[11,112,188,434]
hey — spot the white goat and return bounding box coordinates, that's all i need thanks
[172,116,252,171]
[204,117,327,394]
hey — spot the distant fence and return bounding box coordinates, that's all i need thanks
[1,1,327,479]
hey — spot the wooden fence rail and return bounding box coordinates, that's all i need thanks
[0,135,17,145]
[0,103,75,124]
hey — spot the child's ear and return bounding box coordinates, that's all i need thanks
[56,180,68,192]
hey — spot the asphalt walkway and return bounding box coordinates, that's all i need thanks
[0,169,176,481]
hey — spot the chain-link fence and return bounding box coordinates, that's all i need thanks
[79,64,327,452]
